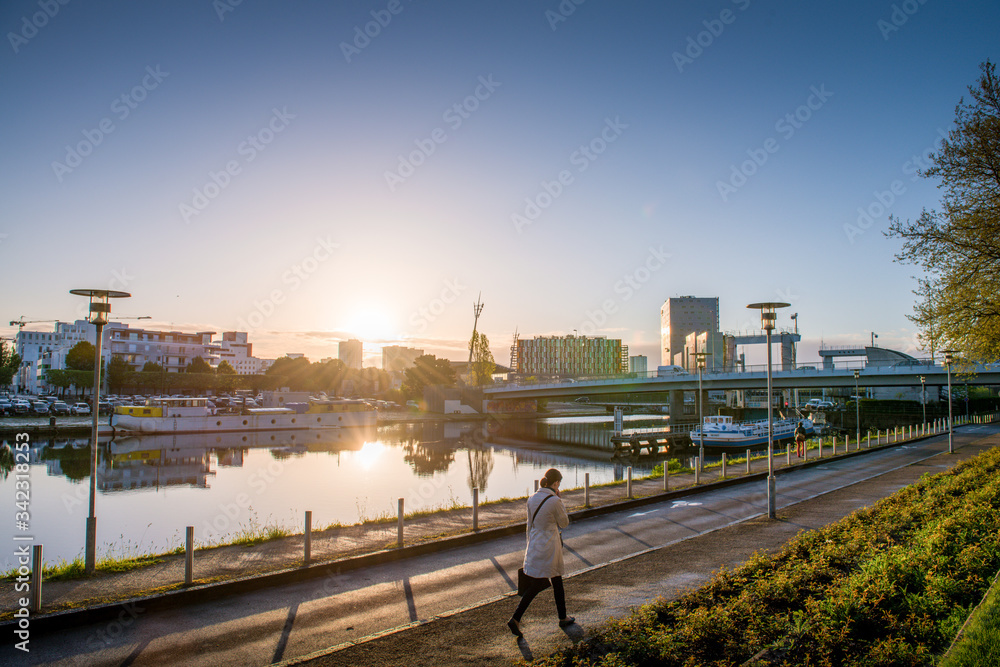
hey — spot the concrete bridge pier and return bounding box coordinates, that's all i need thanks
[670,390,685,420]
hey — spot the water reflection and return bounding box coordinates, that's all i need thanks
[1,416,670,565]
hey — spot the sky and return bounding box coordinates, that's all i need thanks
[1,0,997,369]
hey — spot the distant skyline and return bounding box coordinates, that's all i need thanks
[2,1,997,369]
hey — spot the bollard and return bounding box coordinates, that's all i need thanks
[397,498,404,548]
[832,436,836,455]
[472,488,479,531]
[534,479,539,493]
[30,544,42,613]
[586,472,592,506]
[746,449,751,475]
[786,443,791,465]
[662,463,669,491]
[304,511,312,564]
[185,526,194,586]
[694,457,700,484]
[721,452,727,478]
[804,439,808,461]
[626,466,633,498]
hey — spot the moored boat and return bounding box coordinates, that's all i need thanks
[107,394,375,435]
[689,415,814,450]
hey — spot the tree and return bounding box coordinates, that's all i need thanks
[141,361,163,374]
[0,340,21,389]
[65,341,96,371]
[216,360,237,393]
[402,354,456,399]
[106,355,133,394]
[469,332,495,386]
[888,61,1000,361]
[185,356,214,374]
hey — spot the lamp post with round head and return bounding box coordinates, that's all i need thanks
[695,351,711,472]
[943,351,956,454]
[920,375,926,427]
[853,370,861,445]
[747,301,789,519]
[70,288,131,574]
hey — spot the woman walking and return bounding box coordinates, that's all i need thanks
[508,468,574,637]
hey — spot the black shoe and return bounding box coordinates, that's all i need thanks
[558,616,576,627]
[507,618,522,637]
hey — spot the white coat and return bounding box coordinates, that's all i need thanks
[522,487,570,579]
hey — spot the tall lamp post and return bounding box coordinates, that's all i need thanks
[943,351,956,454]
[853,370,861,446]
[920,375,926,426]
[70,288,131,574]
[695,351,711,472]
[747,301,789,520]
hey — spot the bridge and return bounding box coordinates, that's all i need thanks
[483,359,1000,402]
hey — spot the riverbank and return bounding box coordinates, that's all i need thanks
[0,421,957,627]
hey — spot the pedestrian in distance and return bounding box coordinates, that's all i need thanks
[508,468,574,637]
[795,421,807,458]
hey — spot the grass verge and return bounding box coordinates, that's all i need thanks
[939,569,1000,667]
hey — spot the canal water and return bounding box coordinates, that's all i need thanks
[0,413,678,568]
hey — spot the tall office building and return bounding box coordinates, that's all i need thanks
[339,339,363,370]
[660,296,719,367]
[382,345,423,371]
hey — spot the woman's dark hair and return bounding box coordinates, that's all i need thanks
[539,468,563,488]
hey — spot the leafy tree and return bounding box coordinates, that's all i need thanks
[216,360,237,392]
[888,61,1000,361]
[469,332,495,386]
[402,354,456,399]
[106,355,133,394]
[141,361,163,374]
[265,356,313,390]
[65,341,96,371]
[216,360,236,375]
[185,356,214,374]
[0,340,21,389]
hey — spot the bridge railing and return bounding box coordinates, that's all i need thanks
[489,357,945,392]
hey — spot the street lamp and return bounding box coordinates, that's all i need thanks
[70,288,131,574]
[695,351,712,472]
[853,370,861,446]
[943,350,956,454]
[920,375,926,427]
[747,301,789,520]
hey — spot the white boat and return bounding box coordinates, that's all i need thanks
[106,396,375,435]
[689,415,814,450]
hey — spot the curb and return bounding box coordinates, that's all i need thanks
[0,431,947,635]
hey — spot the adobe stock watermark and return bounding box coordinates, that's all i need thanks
[340,0,413,63]
[51,66,170,183]
[716,84,833,202]
[199,458,286,543]
[78,603,145,657]
[237,235,339,333]
[7,0,71,54]
[384,75,502,192]
[673,0,751,73]
[511,116,628,233]
[545,0,588,31]
[576,245,671,336]
[179,107,295,223]
[407,278,468,335]
[842,127,948,244]
[213,0,244,22]
[877,0,931,40]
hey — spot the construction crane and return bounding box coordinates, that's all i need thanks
[9,318,61,332]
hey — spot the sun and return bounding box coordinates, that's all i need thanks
[346,307,395,342]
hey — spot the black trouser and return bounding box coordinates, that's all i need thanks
[512,576,566,621]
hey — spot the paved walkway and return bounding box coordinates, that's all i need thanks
[0,427,939,619]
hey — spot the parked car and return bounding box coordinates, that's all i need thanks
[71,402,91,416]
[31,401,50,414]
[10,400,30,415]
[0,399,13,416]
[50,401,72,415]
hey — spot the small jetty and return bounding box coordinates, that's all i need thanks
[610,423,696,457]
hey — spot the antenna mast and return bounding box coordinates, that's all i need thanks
[468,292,484,364]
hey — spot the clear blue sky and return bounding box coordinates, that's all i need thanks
[2,0,997,367]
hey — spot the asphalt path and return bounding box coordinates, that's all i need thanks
[9,426,994,666]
